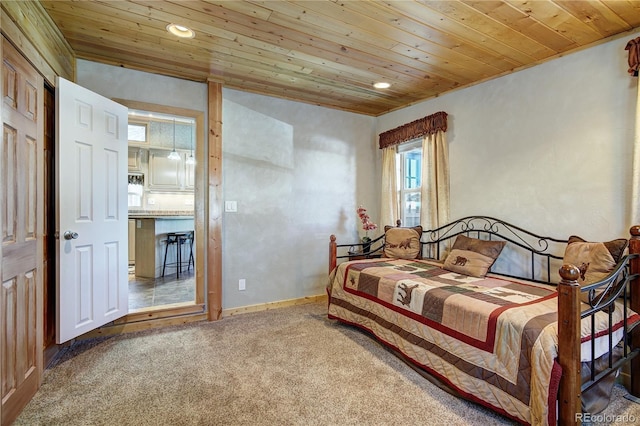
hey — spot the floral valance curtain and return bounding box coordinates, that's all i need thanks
[378,111,448,149]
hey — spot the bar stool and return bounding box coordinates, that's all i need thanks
[161,231,194,278]
[180,231,194,272]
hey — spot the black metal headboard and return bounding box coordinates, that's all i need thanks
[334,216,569,284]
[420,216,569,283]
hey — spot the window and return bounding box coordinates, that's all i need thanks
[128,123,147,143]
[398,141,422,227]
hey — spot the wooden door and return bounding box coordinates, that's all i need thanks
[56,77,128,343]
[1,37,44,425]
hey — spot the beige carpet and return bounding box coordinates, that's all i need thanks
[16,302,639,425]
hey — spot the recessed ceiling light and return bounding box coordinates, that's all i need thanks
[166,23,195,39]
[373,82,391,89]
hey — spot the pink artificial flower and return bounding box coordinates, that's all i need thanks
[357,205,377,232]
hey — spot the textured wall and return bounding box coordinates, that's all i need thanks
[222,89,376,308]
[377,32,640,242]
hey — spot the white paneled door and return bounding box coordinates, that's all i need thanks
[56,77,128,343]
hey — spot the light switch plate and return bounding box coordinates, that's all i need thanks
[225,201,238,212]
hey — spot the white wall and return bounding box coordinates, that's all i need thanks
[377,32,640,242]
[76,60,378,309]
[222,89,376,308]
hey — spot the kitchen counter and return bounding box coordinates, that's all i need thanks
[132,216,195,278]
[128,209,194,218]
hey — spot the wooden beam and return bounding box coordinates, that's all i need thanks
[207,82,223,321]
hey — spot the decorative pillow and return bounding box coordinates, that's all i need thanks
[383,226,422,259]
[442,235,506,278]
[562,236,628,306]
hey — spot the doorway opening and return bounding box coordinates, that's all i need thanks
[118,100,205,314]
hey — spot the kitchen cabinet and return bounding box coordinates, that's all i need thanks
[128,219,136,264]
[128,147,144,172]
[147,148,194,192]
[185,159,195,190]
[148,149,182,190]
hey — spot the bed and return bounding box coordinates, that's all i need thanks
[327,216,640,425]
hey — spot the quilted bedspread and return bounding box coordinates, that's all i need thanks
[327,258,640,425]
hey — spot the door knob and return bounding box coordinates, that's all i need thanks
[63,231,79,240]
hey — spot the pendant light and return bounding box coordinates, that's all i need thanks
[168,118,181,160]
[185,122,196,165]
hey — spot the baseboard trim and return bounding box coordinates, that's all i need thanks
[79,313,208,340]
[222,294,327,317]
[75,294,327,341]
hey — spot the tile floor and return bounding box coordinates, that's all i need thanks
[128,266,195,310]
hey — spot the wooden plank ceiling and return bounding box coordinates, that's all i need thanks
[39,0,640,116]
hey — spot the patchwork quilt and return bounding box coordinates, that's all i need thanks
[327,258,640,426]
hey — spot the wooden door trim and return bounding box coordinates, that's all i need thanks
[112,99,207,321]
[207,81,223,321]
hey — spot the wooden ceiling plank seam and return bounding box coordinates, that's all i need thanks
[68,33,403,103]
[91,2,450,94]
[45,4,380,87]
[601,0,640,28]
[53,9,434,99]
[266,12,475,85]
[554,0,633,35]
[297,0,527,64]
[1,4,69,84]
[172,0,476,84]
[73,0,294,68]
[43,8,164,45]
[3,0,74,78]
[16,0,75,62]
[97,0,327,67]
[116,0,295,56]
[461,0,579,52]
[380,0,532,65]
[312,1,555,59]
[196,0,274,22]
[126,1,464,87]
[283,47,464,93]
[261,5,501,80]
[275,0,515,77]
[504,0,607,45]
[338,0,522,71]
[141,2,476,92]
[417,0,556,61]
